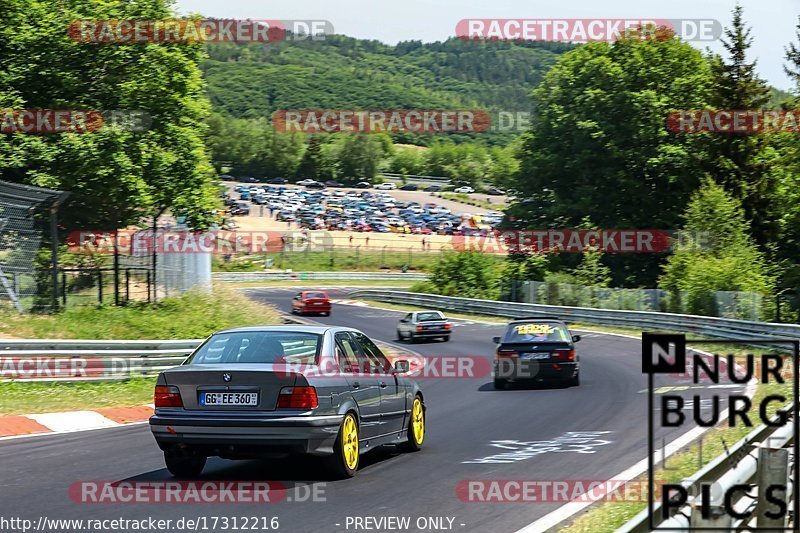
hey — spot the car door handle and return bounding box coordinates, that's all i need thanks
[379,381,387,388]
[352,381,360,389]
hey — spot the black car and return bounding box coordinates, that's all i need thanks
[353,181,371,189]
[325,180,345,187]
[486,187,505,195]
[305,181,326,189]
[266,177,286,184]
[492,317,581,389]
[424,185,442,192]
[241,176,260,183]
[399,184,419,191]
[219,174,236,181]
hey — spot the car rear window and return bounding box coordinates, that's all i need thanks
[304,292,328,299]
[417,311,444,322]
[502,322,569,343]
[188,331,321,365]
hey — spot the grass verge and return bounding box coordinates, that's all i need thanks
[0,378,156,416]
[0,287,284,414]
[0,286,282,340]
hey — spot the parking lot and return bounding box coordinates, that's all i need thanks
[221,183,504,242]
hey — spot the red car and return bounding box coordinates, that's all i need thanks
[291,290,331,316]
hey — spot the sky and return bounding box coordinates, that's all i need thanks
[175,0,799,91]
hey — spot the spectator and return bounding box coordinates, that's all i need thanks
[365,236,370,247]
[349,234,354,247]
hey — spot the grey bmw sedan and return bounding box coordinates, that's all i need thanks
[150,326,425,478]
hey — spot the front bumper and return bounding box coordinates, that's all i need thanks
[150,412,343,456]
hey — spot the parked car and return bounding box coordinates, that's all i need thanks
[492,317,581,389]
[424,185,442,192]
[266,177,287,184]
[149,325,425,478]
[231,202,250,216]
[297,179,316,186]
[375,183,397,190]
[325,180,345,188]
[305,181,326,189]
[291,290,331,316]
[399,184,419,191]
[454,186,475,194]
[241,176,260,183]
[353,181,372,189]
[219,174,236,181]
[486,187,504,195]
[396,310,452,343]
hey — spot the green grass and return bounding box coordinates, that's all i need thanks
[0,286,282,340]
[219,280,417,289]
[214,250,444,273]
[437,192,506,211]
[0,378,156,415]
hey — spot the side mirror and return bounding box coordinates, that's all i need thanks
[572,335,581,343]
[492,336,501,344]
[394,360,410,373]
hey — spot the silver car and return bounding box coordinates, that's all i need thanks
[396,310,452,343]
[150,326,425,478]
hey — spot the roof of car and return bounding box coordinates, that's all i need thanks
[215,325,341,334]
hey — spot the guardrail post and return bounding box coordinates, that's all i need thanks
[97,270,103,305]
[756,444,789,528]
[61,271,67,306]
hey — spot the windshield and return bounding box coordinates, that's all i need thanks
[417,312,444,322]
[502,322,570,343]
[304,292,328,299]
[188,331,321,365]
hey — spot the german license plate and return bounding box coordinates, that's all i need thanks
[200,392,259,406]
[521,353,549,360]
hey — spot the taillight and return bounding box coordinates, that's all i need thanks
[416,325,424,331]
[277,386,318,409]
[443,323,452,329]
[154,385,183,408]
[552,349,575,361]
[496,350,519,359]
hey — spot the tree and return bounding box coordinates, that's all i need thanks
[660,180,774,317]
[0,0,219,230]
[296,136,324,179]
[337,134,392,180]
[571,249,612,287]
[426,250,501,299]
[512,30,713,286]
[704,4,778,247]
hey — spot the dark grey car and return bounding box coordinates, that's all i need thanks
[150,326,425,478]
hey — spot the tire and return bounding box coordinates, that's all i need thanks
[396,329,403,341]
[327,412,359,478]
[569,371,580,387]
[399,396,425,452]
[408,334,416,344]
[164,449,206,478]
[441,335,450,342]
[494,378,507,390]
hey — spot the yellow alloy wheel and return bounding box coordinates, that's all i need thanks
[411,397,425,445]
[342,414,359,471]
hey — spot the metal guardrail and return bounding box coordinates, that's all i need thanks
[0,339,203,381]
[345,290,800,343]
[617,405,795,531]
[214,271,429,282]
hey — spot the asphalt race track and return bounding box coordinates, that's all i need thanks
[0,287,746,533]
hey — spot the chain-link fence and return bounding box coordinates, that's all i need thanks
[0,180,68,312]
[504,280,766,321]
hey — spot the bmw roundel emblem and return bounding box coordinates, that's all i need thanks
[222,373,232,382]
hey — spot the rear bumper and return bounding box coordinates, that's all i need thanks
[410,329,450,337]
[150,412,343,456]
[296,305,331,313]
[494,360,578,382]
